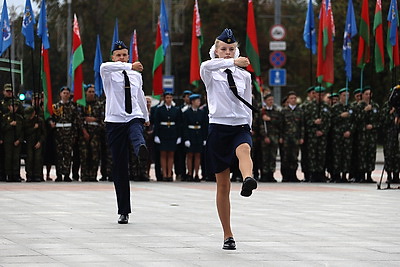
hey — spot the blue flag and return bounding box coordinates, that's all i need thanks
[0,0,12,56]
[160,0,170,54]
[37,0,50,49]
[342,0,357,81]
[110,18,119,55]
[22,0,36,49]
[94,35,103,97]
[303,0,316,54]
[388,0,399,46]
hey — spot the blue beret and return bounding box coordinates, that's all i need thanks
[183,90,192,95]
[84,84,94,91]
[189,94,201,101]
[112,40,128,52]
[60,86,70,92]
[217,28,236,44]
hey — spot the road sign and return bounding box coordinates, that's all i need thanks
[269,69,286,87]
[270,24,286,41]
[163,76,174,93]
[269,41,286,51]
[269,51,286,68]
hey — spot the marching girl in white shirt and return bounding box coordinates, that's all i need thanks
[200,29,257,250]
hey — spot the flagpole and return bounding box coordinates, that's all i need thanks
[309,24,313,86]
[360,67,364,91]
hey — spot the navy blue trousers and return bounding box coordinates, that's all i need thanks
[106,118,145,215]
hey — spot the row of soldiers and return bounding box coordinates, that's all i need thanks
[253,85,399,184]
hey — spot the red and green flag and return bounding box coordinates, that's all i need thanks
[41,45,53,119]
[317,0,335,87]
[152,20,164,96]
[373,0,384,72]
[387,0,400,70]
[246,0,261,78]
[190,0,203,88]
[71,14,85,106]
[357,0,371,69]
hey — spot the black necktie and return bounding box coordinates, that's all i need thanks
[224,69,258,113]
[122,70,132,114]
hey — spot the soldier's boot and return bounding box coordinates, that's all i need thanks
[356,172,365,183]
[386,172,393,184]
[341,172,349,183]
[26,175,33,183]
[259,172,267,182]
[317,172,327,183]
[309,172,317,183]
[281,169,290,182]
[365,172,376,183]
[268,172,277,183]
[302,171,310,182]
[392,172,400,183]
[64,175,72,182]
[290,169,300,182]
[330,173,339,183]
[55,175,62,182]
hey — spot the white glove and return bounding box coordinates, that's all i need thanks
[185,140,191,148]
[176,137,181,144]
[154,136,161,144]
[203,140,207,146]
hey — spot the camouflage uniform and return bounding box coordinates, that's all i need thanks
[280,105,304,182]
[1,105,24,182]
[0,108,4,181]
[356,100,380,182]
[330,102,355,182]
[380,102,400,182]
[51,100,80,181]
[304,100,331,182]
[23,107,46,182]
[259,105,281,182]
[78,99,103,181]
[99,98,113,181]
[300,99,313,181]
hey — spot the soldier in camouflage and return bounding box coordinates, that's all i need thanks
[1,100,24,182]
[78,85,103,182]
[279,91,304,182]
[258,94,281,182]
[381,95,400,184]
[300,86,315,182]
[330,88,354,183]
[304,86,331,182]
[23,106,46,182]
[51,86,81,182]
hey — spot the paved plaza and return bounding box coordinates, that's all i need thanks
[0,172,399,266]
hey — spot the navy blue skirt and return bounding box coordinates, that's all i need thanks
[206,123,252,174]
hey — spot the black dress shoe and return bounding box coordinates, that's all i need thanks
[223,237,236,250]
[240,177,257,197]
[118,214,129,224]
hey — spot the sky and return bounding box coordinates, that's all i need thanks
[2,0,39,13]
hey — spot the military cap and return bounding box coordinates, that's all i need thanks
[362,85,371,93]
[281,96,288,105]
[263,93,273,99]
[112,40,128,52]
[84,84,94,91]
[314,86,326,93]
[189,94,201,101]
[60,86,70,92]
[328,93,339,98]
[3,83,12,91]
[183,90,192,96]
[306,86,315,93]
[287,91,297,97]
[217,28,236,44]
[338,88,349,94]
[24,106,35,116]
[353,88,362,94]
[163,91,173,96]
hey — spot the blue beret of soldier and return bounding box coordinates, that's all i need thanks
[314,86,326,93]
[217,28,236,44]
[353,88,362,94]
[84,84,94,92]
[112,40,128,52]
[189,94,201,101]
[306,86,315,93]
[163,91,173,96]
[338,88,349,94]
[60,86,70,92]
[183,90,192,96]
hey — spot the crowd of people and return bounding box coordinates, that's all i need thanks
[0,82,398,184]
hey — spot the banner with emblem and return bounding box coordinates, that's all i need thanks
[0,0,12,56]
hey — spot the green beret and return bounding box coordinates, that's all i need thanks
[24,106,35,116]
[3,84,12,91]
[306,86,315,93]
[328,93,339,98]
[338,88,349,94]
[314,86,326,93]
[263,93,273,99]
[362,86,371,93]
[353,88,362,94]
